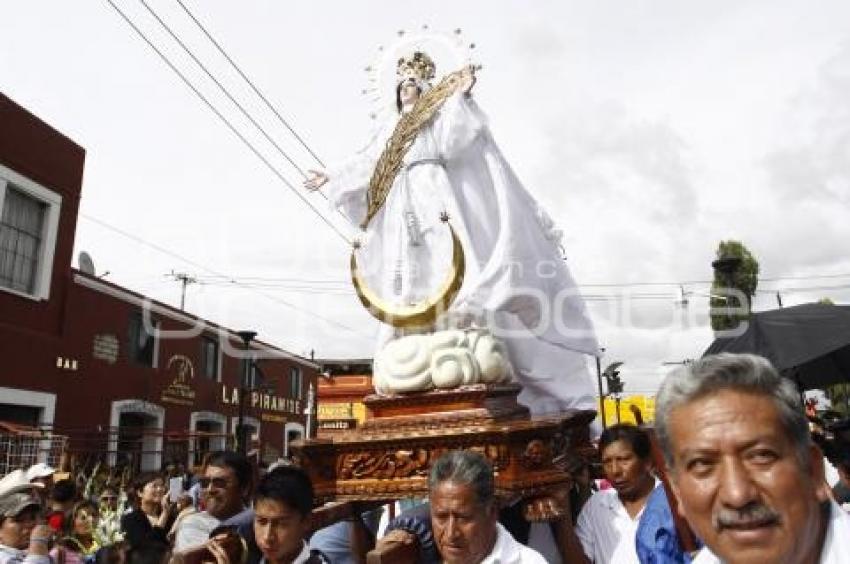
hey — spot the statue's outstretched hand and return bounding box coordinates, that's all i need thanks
[304,169,329,191]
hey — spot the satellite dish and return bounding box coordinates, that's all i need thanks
[78,251,96,276]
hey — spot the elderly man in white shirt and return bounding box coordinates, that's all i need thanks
[555,424,657,563]
[656,353,850,564]
[377,450,546,564]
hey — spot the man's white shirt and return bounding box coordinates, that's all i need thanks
[692,501,850,564]
[173,511,221,550]
[575,488,646,563]
[0,545,50,564]
[480,523,547,564]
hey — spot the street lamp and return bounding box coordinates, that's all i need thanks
[711,255,744,331]
[711,256,743,299]
[235,330,257,456]
[603,362,624,425]
[711,256,742,277]
[596,348,606,429]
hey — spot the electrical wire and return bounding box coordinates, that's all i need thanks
[187,272,850,290]
[103,0,352,245]
[80,212,372,338]
[174,0,326,169]
[157,0,352,228]
[139,0,308,179]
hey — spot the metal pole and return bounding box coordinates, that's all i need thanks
[596,351,607,429]
[304,383,315,440]
[180,277,187,310]
[236,357,247,455]
[235,331,256,456]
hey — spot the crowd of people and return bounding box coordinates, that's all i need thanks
[2,353,850,563]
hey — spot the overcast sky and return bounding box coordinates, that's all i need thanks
[2,1,849,394]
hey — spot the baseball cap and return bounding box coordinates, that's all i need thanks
[25,463,56,481]
[0,492,40,518]
[0,470,43,498]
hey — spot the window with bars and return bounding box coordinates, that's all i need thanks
[289,366,302,399]
[128,312,157,367]
[201,336,219,381]
[0,187,46,294]
[241,355,259,389]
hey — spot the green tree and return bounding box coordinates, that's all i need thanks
[710,240,760,333]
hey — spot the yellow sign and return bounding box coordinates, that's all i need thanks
[602,395,656,426]
[318,402,366,423]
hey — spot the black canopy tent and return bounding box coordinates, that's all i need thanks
[703,303,850,390]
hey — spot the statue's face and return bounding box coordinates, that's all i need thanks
[399,81,420,106]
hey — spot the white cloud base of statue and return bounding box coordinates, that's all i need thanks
[373,327,514,395]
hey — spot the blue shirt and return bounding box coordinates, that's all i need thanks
[635,485,699,564]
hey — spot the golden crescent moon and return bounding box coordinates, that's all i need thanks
[350,221,465,329]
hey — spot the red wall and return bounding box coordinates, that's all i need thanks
[0,92,84,336]
[53,273,315,449]
[0,92,316,463]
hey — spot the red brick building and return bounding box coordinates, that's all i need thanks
[0,93,317,471]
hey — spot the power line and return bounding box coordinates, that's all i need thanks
[759,272,850,282]
[141,0,353,229]
[174,0,326,169]
[80,213,371,339]
[195,274,350,285]
[103,0,352,245]
[138,0,308,179]
[761,283,850,294]
[581,272,850,288]
[192,272,850,290]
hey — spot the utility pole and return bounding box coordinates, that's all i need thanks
[167,271,197,310]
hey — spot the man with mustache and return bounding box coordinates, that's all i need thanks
[655,353,850,564]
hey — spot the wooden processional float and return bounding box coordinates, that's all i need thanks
[290,219,596,524]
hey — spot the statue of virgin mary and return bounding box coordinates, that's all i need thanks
[305,51,599,415]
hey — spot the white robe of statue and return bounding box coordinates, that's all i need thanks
[326,91,599,415]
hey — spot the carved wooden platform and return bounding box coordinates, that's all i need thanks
[292,384,595,511]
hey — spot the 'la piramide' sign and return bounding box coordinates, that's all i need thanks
[220,385,302,415]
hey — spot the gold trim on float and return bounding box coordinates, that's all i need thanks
[350,220,465,329]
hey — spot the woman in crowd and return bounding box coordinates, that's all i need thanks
[51,500,101,564]
[120,472,174,549]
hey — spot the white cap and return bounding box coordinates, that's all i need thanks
[0,469,42,498]
[25,463,56,481]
